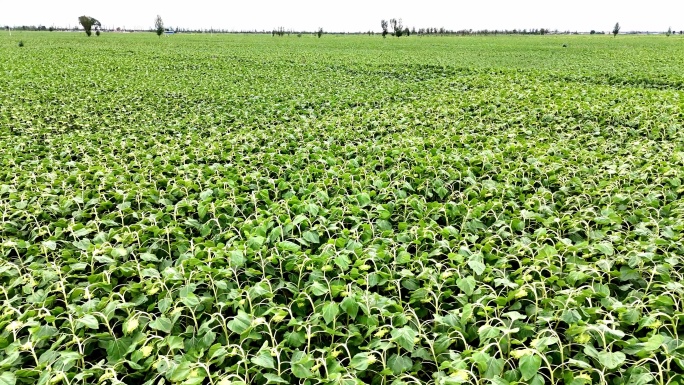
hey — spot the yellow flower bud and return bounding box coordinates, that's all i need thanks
[6,321,23,332]
[141,345,154,358]
[515,289,528,299]
[126,318,139,334]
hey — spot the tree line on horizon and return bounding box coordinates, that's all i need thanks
[5,18,684,37]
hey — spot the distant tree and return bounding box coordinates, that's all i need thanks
[666,26,672,36]
[96,30,101,36]
[612,22,620,37]
[381,19,389,38]
[390,18,403,37]
[317,27,323,38]
[404,27,410,37]
[155,15,164,37]
[590,30,596,34]
[78,16,101,37]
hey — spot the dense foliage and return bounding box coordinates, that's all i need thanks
[156,16,165,38]
[77,16,101,37]
[1,33,684,385]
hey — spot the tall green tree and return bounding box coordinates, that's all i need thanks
[381,20,389,38]
[390,18,403,37]
[155,15,164,37]
[78,16,101,37]
[612,22,620,37]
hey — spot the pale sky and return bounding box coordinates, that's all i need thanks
[1,0,682,32]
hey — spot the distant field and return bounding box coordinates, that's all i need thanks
[1,32,684,385]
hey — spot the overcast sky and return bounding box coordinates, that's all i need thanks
[2,0,682,32]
